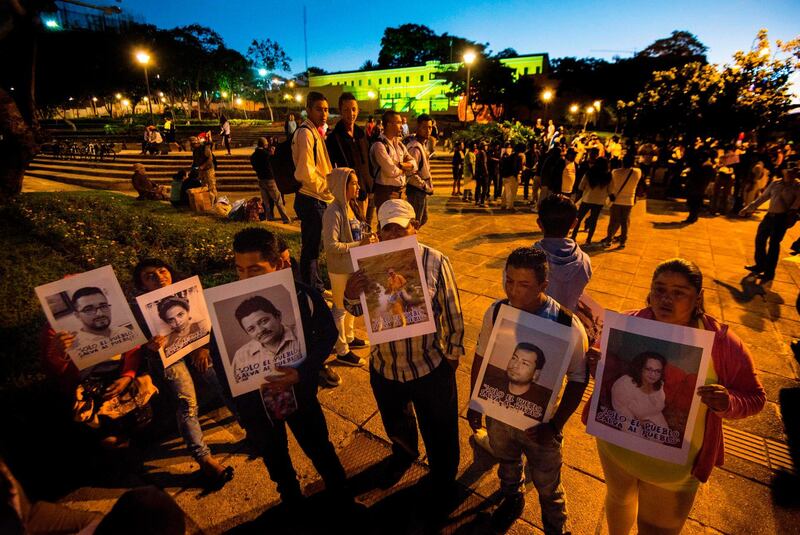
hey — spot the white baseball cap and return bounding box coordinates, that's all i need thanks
[377,199,416,229]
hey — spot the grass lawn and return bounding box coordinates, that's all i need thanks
[0,191,302,388]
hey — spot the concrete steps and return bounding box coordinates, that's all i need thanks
[27,153,456,195]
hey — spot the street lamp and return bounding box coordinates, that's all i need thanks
[257,69,275,121]
[541,89,554,121]
[135,50,155,124]
[367,90,377,113]
[583,106,595,132]
[463,51,476,122]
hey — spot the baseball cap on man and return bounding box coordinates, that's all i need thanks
[378,199,416,229]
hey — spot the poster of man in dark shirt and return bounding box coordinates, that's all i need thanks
[480,342,553,422]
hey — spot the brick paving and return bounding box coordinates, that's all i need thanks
[29,178,800,533]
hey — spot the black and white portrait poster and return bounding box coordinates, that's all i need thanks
[349,235,435,345]
[205,269,306,397]
[469,305,578,430]
[586,311,713,464]
[135,276,211,368]
[35,265,146,370]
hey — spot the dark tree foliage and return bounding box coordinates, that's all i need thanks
[377,23,486,68]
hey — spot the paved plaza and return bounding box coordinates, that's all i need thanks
[29,182,800,534]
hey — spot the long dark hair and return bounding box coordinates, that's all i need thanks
[586,157,612,189]
[628,351,667,390]
[650,258,705,318]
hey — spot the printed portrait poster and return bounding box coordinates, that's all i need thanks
[575,293,605,348]
[586,311,714,464]
[205,269,306,397]
[34,265,146,371]
[469,305,578,431]
[349,235,436,345]
[135,276,211,368]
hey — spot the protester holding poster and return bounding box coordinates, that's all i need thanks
[467,247,588,533]
[206,227,348,509]
[344,200,464,508]
[585,258,765,535]
[130,259,234,489]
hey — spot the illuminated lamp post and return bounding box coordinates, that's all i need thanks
[541,89,554,121]
[463,51,476,122]
[135,51,155,125]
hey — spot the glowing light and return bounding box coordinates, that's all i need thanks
[44,19,60,29]
[115,93,122,100]
[160,97,167,102]
[121,99,130,106]
[158,91,164,97]
[586,106,595,114]
[288,81,295,88]
[367,90,376,99]
[135,51,150,65]
[569,104,579,113]
[258,68,268,77]
[235,97,243,105]
[92,97,98,102]
[593,100,602,110]
[221,91,228,98]
[295,94,302,102]
[463,51,476,65]
[541,90,554,102]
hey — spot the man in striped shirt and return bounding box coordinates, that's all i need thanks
[344,199,465,501]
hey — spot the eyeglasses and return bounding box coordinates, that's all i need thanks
[644,366,662,374]
[78,304,111,315]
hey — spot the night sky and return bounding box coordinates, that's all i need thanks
[123,0,798,84]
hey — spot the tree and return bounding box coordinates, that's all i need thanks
[441,54,516,121]
[377,24,486,68]
[637,30,708,59]
[360,59,379,71]
[630,29,800,141]
[493,48,519,59]
[247,38,291,121]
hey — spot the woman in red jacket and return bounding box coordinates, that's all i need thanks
[588,258,765,534]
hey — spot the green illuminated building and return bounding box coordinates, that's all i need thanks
[308,53,549,114]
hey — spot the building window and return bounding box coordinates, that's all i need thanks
[405,76,409,83]
[524,67,529,75]
[395,77,400,83]
[535,66,541,74]
[359,80,362,86]
[420,75,424,81]
[368,79,372,85]
[379,78,382,84]
[430,73,436,80]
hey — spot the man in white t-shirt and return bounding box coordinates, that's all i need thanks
[467,247,588,533]
[600,152,642,249]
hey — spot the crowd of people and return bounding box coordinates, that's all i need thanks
[16,91,777,534]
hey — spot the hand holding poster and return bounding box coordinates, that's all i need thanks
[469,305,579,431]
[205,269,306,397]
[34,265,146,370]
[586,311,714,464]
[575,292,605,348]
[349,235,436,345]
[135,276,211,368]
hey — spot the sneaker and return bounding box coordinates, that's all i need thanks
[336,351,365,367]
[348,337,369,349]
[490,493,525,532]
[318,365,341,388]
[471,428,495,455]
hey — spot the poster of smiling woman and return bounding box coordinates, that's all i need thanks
[204,269,306,397]
[469,305,579,430]
[35,265,146,370]
[586,311,714,464]
[135,276,211,368]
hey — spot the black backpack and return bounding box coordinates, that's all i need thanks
[491,298,573,327]
[272,124,315,195]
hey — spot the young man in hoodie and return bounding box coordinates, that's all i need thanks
[322,168,377,367]
[533,194,592,312]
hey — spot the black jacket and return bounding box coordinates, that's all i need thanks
[326,122,372,193]
[250,147,275,181]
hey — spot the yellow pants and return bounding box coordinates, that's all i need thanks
[598,446,699,535]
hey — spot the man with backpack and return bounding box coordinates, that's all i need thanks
[404,114,434,227]
[468,246,588,533]
[291,91,334,296]
[190,136,216,203]
[251,138,290,224]
[369,110,417,213]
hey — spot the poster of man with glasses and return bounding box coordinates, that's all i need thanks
[35,265,146,370]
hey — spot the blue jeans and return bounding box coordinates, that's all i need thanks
[293,192,327,293]
[160,357,234,460]
[487,417,568,535]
